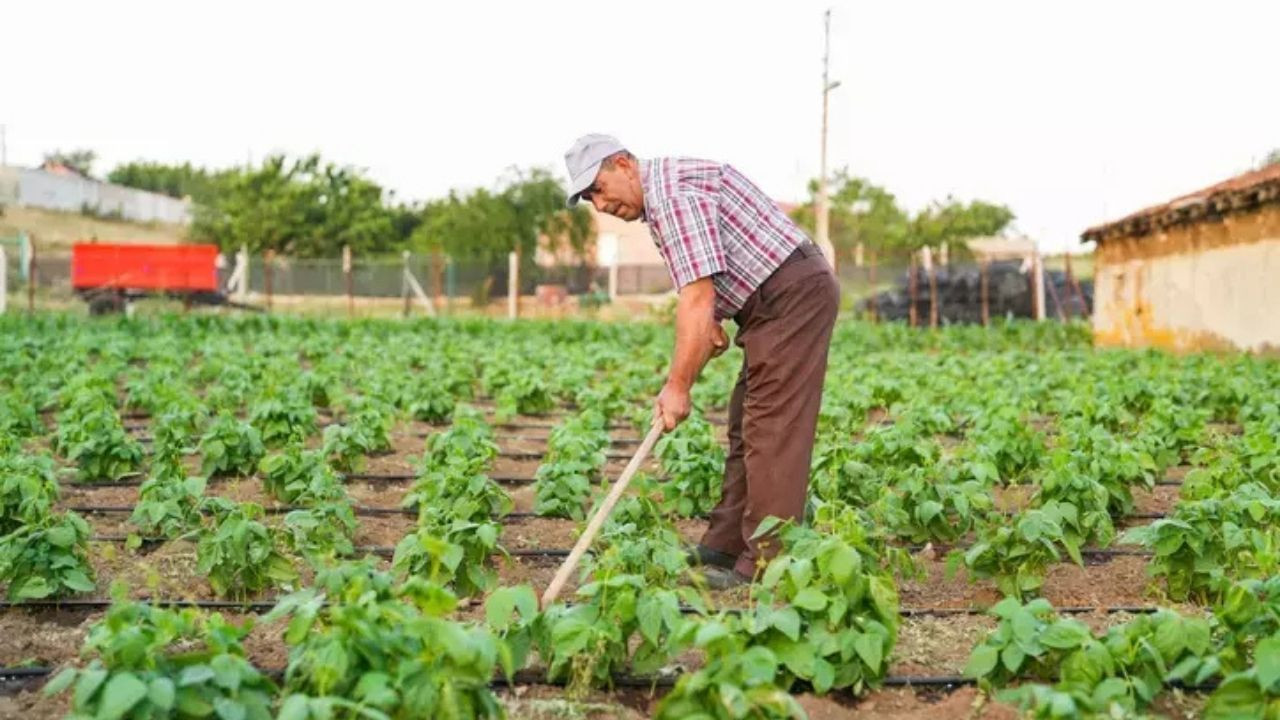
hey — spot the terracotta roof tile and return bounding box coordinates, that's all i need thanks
[1082,163,1280,244]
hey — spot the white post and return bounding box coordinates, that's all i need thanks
[236,245,249,303]
[600,232,619,300]
[1032,249,1046,321]
[507,251,518,320]
[0,245,7,314]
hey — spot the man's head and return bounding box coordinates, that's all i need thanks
[564,134,645,221]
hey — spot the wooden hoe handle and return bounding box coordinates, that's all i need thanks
[539,420,665,609]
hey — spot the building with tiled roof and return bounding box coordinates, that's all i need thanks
[1082,163,1280,351]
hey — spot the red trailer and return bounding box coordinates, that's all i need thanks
[71,243,251,314]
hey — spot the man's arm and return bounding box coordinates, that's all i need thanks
[656,277,727,431]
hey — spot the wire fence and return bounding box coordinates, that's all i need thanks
[1,241,1092,322]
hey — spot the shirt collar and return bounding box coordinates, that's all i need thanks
[640,158,656,222]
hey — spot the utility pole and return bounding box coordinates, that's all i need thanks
[1,124,7,166]
[815,10,841,271]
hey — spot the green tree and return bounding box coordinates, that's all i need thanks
[107,161,218,201]
[191,154,404,257]
[42,149,97,178]
[907,197,1015,253]
[411,168,591,265]
[1263,149,1280,168]
[789,170,912,262]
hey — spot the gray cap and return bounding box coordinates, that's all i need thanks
[564,133,626,207]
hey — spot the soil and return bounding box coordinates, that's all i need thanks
[10,405,1226,717]
[822,687,1020,720]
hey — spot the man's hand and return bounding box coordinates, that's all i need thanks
[710,323,729,358]
[655,382,692,432]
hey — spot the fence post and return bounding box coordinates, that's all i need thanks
[235,246,248,303]
[907,251,918,328]
[1045,258,1066,322]
[923,246,938,329]
[508,251,518,320]
[867,249,877,323]
[264,249,274,312]
[401,251,411,318]
[27,237,35,314]
[1064,253,1087,318]
[0,245,6,314]
[980,260,990,327]
[445,256,455,315]
[342,245,353,317]
[1032,250,1045,322]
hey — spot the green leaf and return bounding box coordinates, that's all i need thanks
[771,607,801,642]
[739,646,779,686]
[43,668,77,697]
[854,633,883,672]
[148,677,175,711]
[964,645,999,679]
[1000,644,1026,674]
[1040,621,1090,649]
[178,664,215,687]
[792,588,828,612]
[1255,635,1280,691]
[95,672,148,720]
[74,667,108,708]
[213,696,246,720]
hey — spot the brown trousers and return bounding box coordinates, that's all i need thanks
[701,243,840,577]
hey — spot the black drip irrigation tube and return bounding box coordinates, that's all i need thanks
[0,665,1222,695]
[66,505,541,521]
[87,535,572,560]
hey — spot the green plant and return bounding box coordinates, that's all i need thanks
[267,561,504,719]
[876,466,991,544]
[0,452,60,535]
[128,455,206,544]
[195,502,298,598]
[495,373,554,421]
[1204,630,1280,719]
[283,502,357,564]
[392,511,504,598]
[656,616,807,720]
[43,591,276,720]
[57,405,144,482]
[954,502,1083,600]
[964,597,1092,687]
[654,414,724,517]
[739,520,899,693]
[1121,482,1280,602]
[402,467,512,523]
[0,511,95,600]
[408,382,456,425]
[198,413,265,477]
[260,447,347,505]
[250,396,319,448]
[534,411,608,520]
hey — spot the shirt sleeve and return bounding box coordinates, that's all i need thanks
[649,192,726,290]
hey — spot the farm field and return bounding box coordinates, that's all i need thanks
[1,313,1278,719]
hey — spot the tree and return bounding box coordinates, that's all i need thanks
[107,161,218,201]
[1263,149,1280,168]
[190,154,405,257]
[42,149,97,178]
[789,170,911,261]
[410,168,592,265]
[907,197,1015,252]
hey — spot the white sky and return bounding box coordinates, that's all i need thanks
[5,0,1277,252]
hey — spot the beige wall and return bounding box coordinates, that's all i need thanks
[1093,205,1280,352]
[592,209,665,266]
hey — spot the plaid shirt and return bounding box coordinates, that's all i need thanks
[641,157,808,320]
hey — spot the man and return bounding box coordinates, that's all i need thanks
[563,134,840,588]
